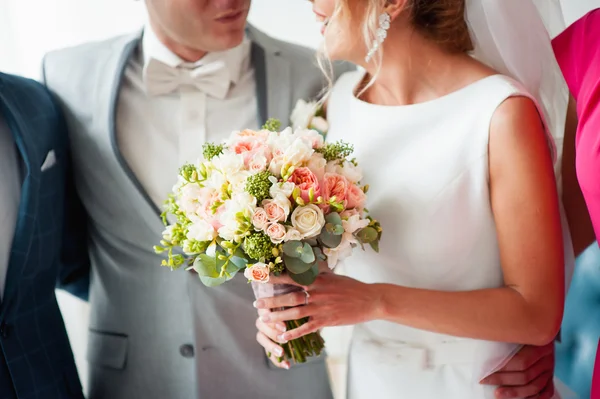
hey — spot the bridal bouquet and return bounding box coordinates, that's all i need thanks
[155,113,381,364]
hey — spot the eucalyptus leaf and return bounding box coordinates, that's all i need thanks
[230,255,249,270]
[325,212,342,225]
[282,241,304,258]
[299,244,316,264]
[305,238,318,246]
[320,228,343,248]
[193,254,219,278]
[199,275,229,287]
[356,227,378,243]
[284,254,314,275]
[289,264,319,286]
[313,247,326,261]
[332,224,345,235]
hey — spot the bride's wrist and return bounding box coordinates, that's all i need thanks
[368,283,390,321]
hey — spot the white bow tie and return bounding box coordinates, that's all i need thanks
[144,58,231,99]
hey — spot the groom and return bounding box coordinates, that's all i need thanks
[42,0,556,398]
[42,0,345,398]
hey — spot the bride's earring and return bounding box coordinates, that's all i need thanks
[365,12,391,63]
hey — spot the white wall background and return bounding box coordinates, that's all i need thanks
[0,0,599,397]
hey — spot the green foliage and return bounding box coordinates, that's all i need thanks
[315,141,354,162]
[289,263,319,286]
[245,171,274,203]
[244,233,276,262]
[202,142,224,161]
[263,118,282,132]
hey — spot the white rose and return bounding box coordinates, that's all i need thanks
[310,116,329,134]
[291,204,325,239]
[187,219,216,242]
[291,99,319,130]
[284,227,303,242]
[265,223,287,244]
[282,137,314,168]
[270,181,296,199]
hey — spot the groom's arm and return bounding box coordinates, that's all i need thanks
[43,68,91,300]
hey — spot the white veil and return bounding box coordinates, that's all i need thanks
[465,1,576,398]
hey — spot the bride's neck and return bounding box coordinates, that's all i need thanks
[361,32,472,107]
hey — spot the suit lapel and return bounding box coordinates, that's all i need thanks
[248,29,292,126]
[103,31,165,218]
[0,76,42,313]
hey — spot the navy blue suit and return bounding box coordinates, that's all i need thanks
[0,73,88,399]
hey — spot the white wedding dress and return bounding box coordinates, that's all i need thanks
[326,70,571,399]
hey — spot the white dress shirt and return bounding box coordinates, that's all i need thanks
[0,114,21,299]
[117,25,259,208]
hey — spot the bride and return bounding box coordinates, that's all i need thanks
[254,0,573,397]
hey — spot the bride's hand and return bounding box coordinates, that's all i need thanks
[253,273,383,341]
[255,308,291,369]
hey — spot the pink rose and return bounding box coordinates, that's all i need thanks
[252,208,269,231]
[265,223,287,244]
[262,200,287,222]
[244,263,271,283]
[346,184,367,211]
[231,139,271,166]
[322,173,349,209]
[287,167,321,203]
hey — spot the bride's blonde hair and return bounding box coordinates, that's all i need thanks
[319,0,474,97]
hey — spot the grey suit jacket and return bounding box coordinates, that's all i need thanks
[43,27,351,399]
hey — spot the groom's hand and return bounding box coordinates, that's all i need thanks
[480,343,555,398]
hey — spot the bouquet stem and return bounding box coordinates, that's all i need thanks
[252,282,325,365]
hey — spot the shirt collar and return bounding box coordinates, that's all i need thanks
[141,24,250,85]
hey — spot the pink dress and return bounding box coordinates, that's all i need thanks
[552,9,600,398]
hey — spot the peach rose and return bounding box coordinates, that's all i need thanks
[244,263,270,283]
[322,173,349,209]
[346,184,367,211]
[263,200,287,222]
[231,139,271,166]
[252,208,269,231]
[265,223,287,244]
[287,167,321,203]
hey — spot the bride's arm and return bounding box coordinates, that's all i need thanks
[256,96,564,346]
[360,97,564,345]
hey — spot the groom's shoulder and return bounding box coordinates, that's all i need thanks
[42,31,140,89]
[247,26,354,83]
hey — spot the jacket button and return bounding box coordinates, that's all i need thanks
[0,323,9,339]
[179,344,194,358]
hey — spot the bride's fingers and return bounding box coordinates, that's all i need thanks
[254,290,309,310]
[256,330,284,357]
[267,274,305,286]
[277,320,320,342]
[259,305,314,324]
[256,315,288,344]
[267,351,290,370]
